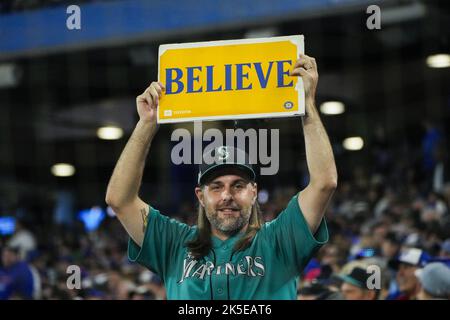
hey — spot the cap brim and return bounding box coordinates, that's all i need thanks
[336,274,365,288]
[198,163,256,185]
[389,258,421,270]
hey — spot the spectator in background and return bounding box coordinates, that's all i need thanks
[388,248,429,300]
[318,244,346,275]
[106,269,132,300]
[422,121,443,173]
[338,267,379,300]
[0,246,41,299]
[415,262,450,300]
[7,220,37,260]
[440,239,450,258]
[432,143,450,194]
[297,280,343,300]
[381,232,402,261]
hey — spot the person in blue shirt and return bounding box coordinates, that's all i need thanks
[0,246,39,300]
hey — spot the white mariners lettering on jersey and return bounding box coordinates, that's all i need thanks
[177,255,265,283]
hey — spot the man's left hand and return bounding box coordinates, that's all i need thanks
[289,54,318,103]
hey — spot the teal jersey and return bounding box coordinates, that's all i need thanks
[128,194,328,300]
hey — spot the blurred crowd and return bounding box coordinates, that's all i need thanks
[1,122,450,300]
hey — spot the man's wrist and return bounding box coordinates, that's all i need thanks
[303,97,320,123]
[134,120,158,144]
[137,119,158,132]
[305,96,316,107]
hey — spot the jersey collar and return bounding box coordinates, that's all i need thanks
[211,230,245,249]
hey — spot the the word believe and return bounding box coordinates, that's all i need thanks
[165,60,294,94]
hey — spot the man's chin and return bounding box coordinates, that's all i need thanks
[217,220,243,234]
[218,226,241,236]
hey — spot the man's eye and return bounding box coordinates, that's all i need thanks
[235,184,244,189]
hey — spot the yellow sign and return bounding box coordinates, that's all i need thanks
[157,35,304,123]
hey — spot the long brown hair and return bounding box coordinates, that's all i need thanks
[186,201,263,260]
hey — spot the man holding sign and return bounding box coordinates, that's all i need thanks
[106,50,337,299]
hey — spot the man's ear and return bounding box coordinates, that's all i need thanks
[195,186,205,207]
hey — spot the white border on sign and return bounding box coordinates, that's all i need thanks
[157,35,305,124]
[157,110,303,124]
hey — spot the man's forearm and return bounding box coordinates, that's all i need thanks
[106,120,157,207]
[302,98,337,187]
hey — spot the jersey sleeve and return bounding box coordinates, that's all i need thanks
[127,206,192,279]
[262,193,329,276]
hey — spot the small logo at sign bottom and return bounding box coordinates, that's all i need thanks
[284,101,294,109]
[164,110,173,117]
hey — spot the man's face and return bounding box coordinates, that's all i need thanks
[396,263,419,295]
[341,282,374,300]
[196,170,257,236]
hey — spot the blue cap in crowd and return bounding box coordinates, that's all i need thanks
[415,262,450,299]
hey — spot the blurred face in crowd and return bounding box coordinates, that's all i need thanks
[298,293,319,300]
[417,288,433,300]
[1,249,18,268]
[373,225,388,246]
[440,248,450,258]
[321,245,339,266]
[396,263,420,297]
[381,240,399,259]
[341,283,376,300]
[196,169,257,237]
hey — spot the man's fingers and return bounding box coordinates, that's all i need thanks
[144,91,154,109]
[149,86,159,107]
[293,54,315,70]
[152,82,163,95]
[157,82,166,91]
[293,59,313,70]
[289,67,310,77]
[136,94,145,105]
[153,85,162,95]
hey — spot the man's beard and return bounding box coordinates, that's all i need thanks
[205,203,252,236]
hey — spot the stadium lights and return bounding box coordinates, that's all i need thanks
[343,137,364,151]
[0,63,20,88]
[426,54,450,68]
[97,126,123,140]
[51,163,75,177]
[244,27,278,39]
[320,101,345,115]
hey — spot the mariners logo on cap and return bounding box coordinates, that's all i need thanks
[217,146,230,160]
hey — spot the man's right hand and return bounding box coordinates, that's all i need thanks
[136,81,165,126]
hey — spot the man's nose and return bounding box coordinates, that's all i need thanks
[221,187,233,201]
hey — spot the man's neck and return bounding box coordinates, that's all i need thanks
[212,224,249,241]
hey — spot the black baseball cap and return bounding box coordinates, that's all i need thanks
[197,146,256,185]
[337,267,370,288]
